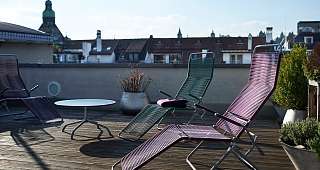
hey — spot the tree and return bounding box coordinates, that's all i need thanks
[275,32,285,43]
[272,44,308,110]
[287,32,296,49]
[258,31,266,37]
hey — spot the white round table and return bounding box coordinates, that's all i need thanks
[55,99,116,140]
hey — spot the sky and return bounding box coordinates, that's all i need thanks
[1,0,320,40]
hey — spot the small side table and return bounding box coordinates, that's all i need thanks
[55,99,116,140]
[308,80,320,121]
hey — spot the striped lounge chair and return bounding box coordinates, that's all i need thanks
[118,52,215,141]
[112,43,282,170]
[0,54,62,124]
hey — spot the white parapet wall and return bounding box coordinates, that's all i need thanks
[18,64,272,105]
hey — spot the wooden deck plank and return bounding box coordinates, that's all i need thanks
[0,107,294,170]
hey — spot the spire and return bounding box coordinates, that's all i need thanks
[39,0,64,44]
[43,0,55,23]
[210,30,215,38]
[177,28,182,39]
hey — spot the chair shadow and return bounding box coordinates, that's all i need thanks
[80,138,144,158]
[10,127,55,146]
[8,126,55,170]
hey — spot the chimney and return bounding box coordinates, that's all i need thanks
[266,27,273,43]
[82,42,91,63]
[210,30,215,38]
[96,30,102,52]
[248,33,253,50]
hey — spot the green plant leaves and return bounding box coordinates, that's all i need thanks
[272,44,308,110]
[280,119,320,158]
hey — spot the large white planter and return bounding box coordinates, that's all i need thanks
[282,109,306,124]
[119,92,149,115]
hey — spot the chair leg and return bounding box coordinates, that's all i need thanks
[187,108,206,125]
[211,145,232,170]
[156,109,175,130]
[111,160,121,170]
[231,146,257,170]
[186,140,204,170]
[244,131,257,156]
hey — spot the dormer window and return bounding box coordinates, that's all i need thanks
[304,36,314,44]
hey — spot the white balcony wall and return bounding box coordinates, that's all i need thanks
[87,53,115,63]
[19,64,271,106]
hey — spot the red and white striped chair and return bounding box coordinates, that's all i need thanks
[112,43,283,170]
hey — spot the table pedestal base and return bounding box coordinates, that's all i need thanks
[62,106,113,140]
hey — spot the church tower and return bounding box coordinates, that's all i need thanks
[39,0,64,44]
[177,28,182,39]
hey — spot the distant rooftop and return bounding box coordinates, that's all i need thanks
[0,21,46,35]
[298,21,320,24]
[0,21,52,43]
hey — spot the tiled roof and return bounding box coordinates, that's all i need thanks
[0,21,47,35]
[0,21,52,43]
[149,37,265,53]
[298,21,320,24]
[125,39,147,53]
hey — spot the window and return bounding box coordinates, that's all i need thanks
[230,55,236,64]
[129,54,134,62]
[304,36,314,44]
[154,55,165,63]
[237,55,243,64]
[128,53,140,63]
[169,54,181,64]
[230,54,243,64]
[301,27,314,33]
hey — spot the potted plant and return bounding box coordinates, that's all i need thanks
[119,68,151,115]
[272,44,308,124]
[279,119,320,170]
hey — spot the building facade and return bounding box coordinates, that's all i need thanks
[295,21,320,50]
[58,29,266,64]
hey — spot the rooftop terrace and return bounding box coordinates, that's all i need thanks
[0,63,295,169]
[0,104,293,170]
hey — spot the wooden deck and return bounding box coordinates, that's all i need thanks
[0,105,294,170]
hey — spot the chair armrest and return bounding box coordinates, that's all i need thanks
[227,111,250,122]
[29,84,39,92]
[159,90,173,98]
[195,104,245,127]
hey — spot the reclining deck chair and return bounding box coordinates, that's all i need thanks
[118,52,214,141]
[112,43,282,170]
[0,54,62,124]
